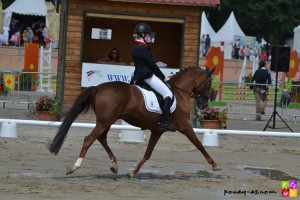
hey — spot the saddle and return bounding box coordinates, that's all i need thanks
[133,81,176,114]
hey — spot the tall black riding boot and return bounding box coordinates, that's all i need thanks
[159,97,177,132]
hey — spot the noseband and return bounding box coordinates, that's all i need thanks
[192,76,211,106]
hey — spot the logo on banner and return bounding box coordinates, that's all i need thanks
[167,72,175,80]
[86,70,103,81]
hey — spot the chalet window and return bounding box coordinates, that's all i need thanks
[81,12,184,68]
[91,28,112,40]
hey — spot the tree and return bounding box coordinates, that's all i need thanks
[204,0,300,45]
[2,0,14,9]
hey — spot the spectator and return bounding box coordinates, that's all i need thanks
[200,34,206,58]
[97,48,126,65]
[22,30,28,45]
[10,31,21,46]
[231,44,236,59]
[245,45,250,60]
[35,23,45,46]
[249,47,256,61]
[43,26,50,46]
[239,45,245,60]
[205,34,211,55]
[26,27,34,43]
[260,50,267,61]
[9,21,17,45]
[251,60,272,121]
[2,26,10,45]
[234,37,240,59]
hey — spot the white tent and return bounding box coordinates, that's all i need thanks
[3,0,48,28]
[211,11,245,43]
[294,25,300,54]
[2,0,60,45]
[200,11,216,38]
[211,11,245,59]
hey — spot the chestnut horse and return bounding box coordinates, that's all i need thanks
[48,67,220,177]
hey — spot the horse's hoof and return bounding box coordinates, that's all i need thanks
[110,165,118,174]
[129,172,135,178]
[66,168,73,175]
[126,173,131,179]
[110,161,118,174]
[212,165,221,171]
[66,165,79,175]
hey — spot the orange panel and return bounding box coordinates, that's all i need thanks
[24,43,39,72]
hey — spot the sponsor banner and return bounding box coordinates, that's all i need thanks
[4,74,15,90]
[81,63,179,87]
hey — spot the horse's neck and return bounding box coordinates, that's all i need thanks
[173,72,197,92]
[169,78,193,99]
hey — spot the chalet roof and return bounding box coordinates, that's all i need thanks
[108,0,220,7]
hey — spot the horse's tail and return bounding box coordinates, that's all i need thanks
[48,86,98,155]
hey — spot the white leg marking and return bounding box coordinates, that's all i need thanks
[74,158,83,167]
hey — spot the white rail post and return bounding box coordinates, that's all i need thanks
[37,43,53,92]
[119,120,145,143]
[202,130,219,146]
[0,122,17,138]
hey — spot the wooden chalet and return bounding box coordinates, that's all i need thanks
[57,0,220,110]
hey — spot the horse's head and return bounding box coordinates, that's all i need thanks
[194,67,215,110]
[168,67,215,110]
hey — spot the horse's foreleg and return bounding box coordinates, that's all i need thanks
[183,130,221,171]
[66,125,105,175]
[131,131,163,177]
[97,128,118,174]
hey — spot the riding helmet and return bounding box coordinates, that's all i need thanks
[134,23,151,36]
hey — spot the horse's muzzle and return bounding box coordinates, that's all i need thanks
[196,96,209,110]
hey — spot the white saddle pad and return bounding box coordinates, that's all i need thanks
[135,86,176,114]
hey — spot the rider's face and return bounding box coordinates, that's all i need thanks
[144,33,150,41]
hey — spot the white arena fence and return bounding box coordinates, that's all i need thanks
[0,119,300,146]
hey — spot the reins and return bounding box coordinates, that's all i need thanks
[170,84,196,97]
[169,76,211,99]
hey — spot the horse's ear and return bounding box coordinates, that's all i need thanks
[207,67,216,78]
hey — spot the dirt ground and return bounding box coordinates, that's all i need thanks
[0,117,300,200]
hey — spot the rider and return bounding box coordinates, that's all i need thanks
[131,23,176,132]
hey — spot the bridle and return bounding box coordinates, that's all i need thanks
[170,73,212,106]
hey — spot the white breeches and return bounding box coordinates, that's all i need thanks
[144,75,172,99]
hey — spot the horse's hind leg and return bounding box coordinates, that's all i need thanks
[182,128,220,171]
[97,128,118,174]
[131,131,163,177]
[66,124,106,175]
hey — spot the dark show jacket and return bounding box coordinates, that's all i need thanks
[252,67,272,89]
[131,44,165,83]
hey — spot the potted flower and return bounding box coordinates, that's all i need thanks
[29,95,60,121]
[199,106,228,129]
[19,69,36,91]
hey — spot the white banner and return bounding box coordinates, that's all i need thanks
[81,63,180,87]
